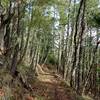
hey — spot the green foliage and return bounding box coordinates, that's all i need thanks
[86,0,100,28]
[1,0,9,8]
[36,0,67,6]
[36,95,45,100]
[97,67,100,72]
[76,96,85,100]
[88,12,100,27]
[96,78,100,84]
[93,13,100,26]
[58,5,68,26]
[47,54,58,65]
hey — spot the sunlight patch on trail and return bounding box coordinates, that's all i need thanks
[36,64,57,83]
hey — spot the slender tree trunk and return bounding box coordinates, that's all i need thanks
[70,0,84,87]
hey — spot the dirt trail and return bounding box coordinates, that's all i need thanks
[31,64,77,100]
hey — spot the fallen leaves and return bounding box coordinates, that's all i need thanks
[0,89,4,97]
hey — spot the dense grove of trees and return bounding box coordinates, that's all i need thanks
[0,0,100,99]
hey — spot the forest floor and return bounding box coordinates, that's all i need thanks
[33,64,73,100]
[29,64,89,100]
[0,64,93,100]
